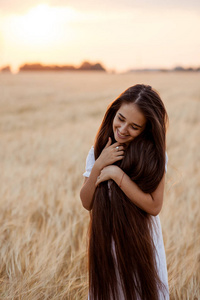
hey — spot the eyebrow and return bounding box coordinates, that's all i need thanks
[118,113,142,128]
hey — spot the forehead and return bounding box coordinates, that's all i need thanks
[117,103,146,126]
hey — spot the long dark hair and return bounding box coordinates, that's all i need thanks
[89,84,168,299]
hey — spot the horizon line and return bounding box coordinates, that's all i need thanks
[1,61,200,74]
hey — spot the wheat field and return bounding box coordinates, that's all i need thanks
[0,71,199,299]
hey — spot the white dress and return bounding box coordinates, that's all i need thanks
[83,147,169,300]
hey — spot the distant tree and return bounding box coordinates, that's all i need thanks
[79,61,106,71]
[19,63,76,71]
[1,65,11,72]
[91,63,105,71]
[185,67,194,72]
[79,61,92,70]
[18,61,106,72]
[173,66,185,71]
[20,63,44,71]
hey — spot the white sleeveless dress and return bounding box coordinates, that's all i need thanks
[83,147,169,300]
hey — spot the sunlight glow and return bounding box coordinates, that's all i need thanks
[1,3,199,72]
[3,4,77,47]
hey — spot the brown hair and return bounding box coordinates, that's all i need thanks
[89,84,168,299]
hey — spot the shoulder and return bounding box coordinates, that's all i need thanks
[83,146,95,177]
[87,146,95,162]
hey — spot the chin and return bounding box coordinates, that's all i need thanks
[115,136,129,145]
[114,131,131,144]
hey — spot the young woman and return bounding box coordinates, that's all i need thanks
[80,84,169,300]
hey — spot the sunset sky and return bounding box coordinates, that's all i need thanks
[0,0,200,72]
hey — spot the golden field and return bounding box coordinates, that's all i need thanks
[0,71,199,299]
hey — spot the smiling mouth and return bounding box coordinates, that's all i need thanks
[117,129,129,139]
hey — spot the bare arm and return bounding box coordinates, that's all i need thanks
[80,138,124,211]
[80,161,102,211]
[96,165,165,216]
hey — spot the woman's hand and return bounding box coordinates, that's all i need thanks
[95,165,121,186]
[95,137,124,170]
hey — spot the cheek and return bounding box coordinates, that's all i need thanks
[113,118,119,128]
[112,119,116,132]
[130,130,141,139]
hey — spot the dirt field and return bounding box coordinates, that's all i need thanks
[0,71,199,299]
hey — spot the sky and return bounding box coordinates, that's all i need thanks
[0,0,200,72]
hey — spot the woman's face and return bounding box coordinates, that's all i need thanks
[112,103,146,145]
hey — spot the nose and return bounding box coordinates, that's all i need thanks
[120,123,128,134]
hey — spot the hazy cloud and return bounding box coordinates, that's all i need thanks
[0,0,43,14]
[52,0,200,10]
[0,0,200,15]
[52,0,200,12]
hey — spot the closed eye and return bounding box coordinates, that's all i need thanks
[131,125,139,130]
[118,116,139,130]
[118,116,124,122]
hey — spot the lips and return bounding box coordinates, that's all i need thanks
[117,129,129,139]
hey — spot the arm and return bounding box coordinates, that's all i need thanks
[80,138,125,211]
[80,161,102,211]
[96,165,165,216]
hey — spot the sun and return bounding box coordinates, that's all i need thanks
[19,4,56,45]
[5,4,77,47]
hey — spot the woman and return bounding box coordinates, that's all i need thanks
[80,84,169,300]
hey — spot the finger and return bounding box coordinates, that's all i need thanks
[105,137,112,148]
[116,150,124,156]
[115,155,124,161]
[95,177,100,187]
[95,178,102,187]
[112,142,124,149]
[115,146,124,152]
[112,141,120,147]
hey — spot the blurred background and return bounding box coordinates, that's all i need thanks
[0,1,200,299]
[1,0,200,73]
